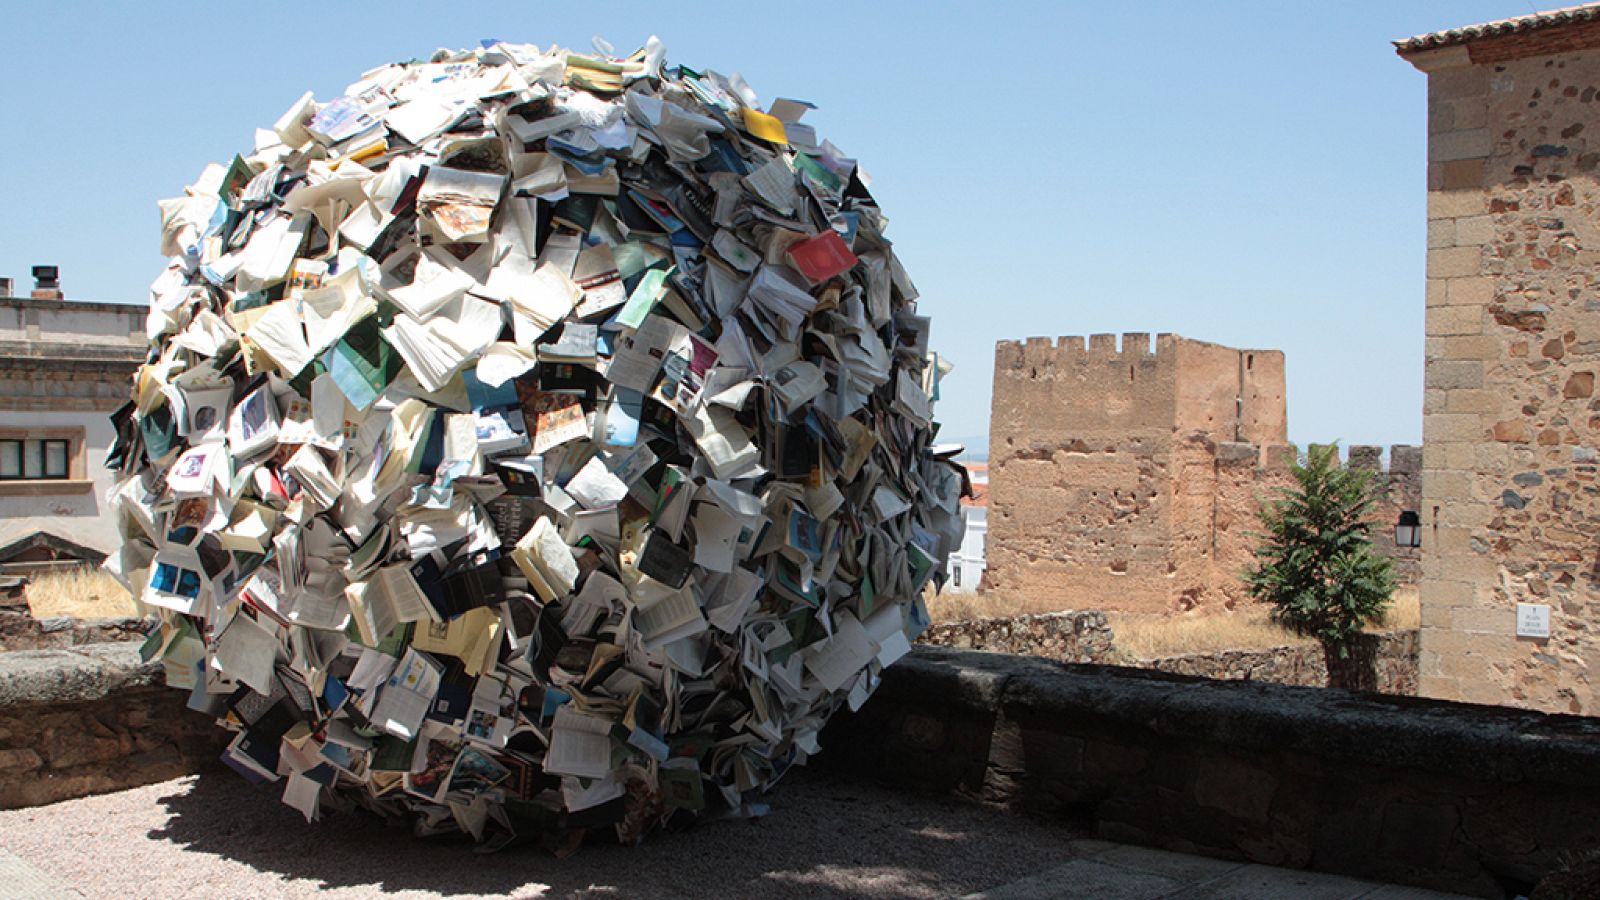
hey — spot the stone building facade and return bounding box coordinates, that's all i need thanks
[985,332,1420,615]
[0,295,145,561]
[1400,6,1600,715]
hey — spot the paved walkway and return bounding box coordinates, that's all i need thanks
[0,770,1473,899]
[970,843,1471,899]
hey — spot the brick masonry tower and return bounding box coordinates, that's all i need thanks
[988,333,1283,614]
[985,333,1420,615]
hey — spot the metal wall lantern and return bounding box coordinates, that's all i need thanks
[1395,510,1422,549]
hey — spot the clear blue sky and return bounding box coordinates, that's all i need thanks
[1,1,1529,452]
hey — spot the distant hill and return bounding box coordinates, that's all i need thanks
[944,434,988,462]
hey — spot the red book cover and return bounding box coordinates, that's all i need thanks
[785,229,858,284]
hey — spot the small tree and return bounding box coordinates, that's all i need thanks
[1246,443,1396,689]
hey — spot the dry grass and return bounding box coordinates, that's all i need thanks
[24,567,139,619]
[1110,588,1420,661]
[924,590,1072,625]
[1107,608,1307,661]
[931,585,1422,662]
[1378,586,1420,631]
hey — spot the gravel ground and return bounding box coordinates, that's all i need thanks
[0,768,1086,899]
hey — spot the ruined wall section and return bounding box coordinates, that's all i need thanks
[987,334,1178,610]
[1168,441,1419,611]
[1171,339,1289,445]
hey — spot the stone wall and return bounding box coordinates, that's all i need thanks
[919,610,1116,662]
[0,644,225,809]
[818,646,1600,898]
[0,594,149,652]
[987,340,1420,615]
[1145,631,1420,696]
[986,333,1290,614]
[1402,27,1600,714]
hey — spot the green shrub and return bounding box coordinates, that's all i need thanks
[1246,444,1396,674]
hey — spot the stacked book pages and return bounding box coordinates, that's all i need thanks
[110,35,968,848]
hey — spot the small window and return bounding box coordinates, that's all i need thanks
[0,441,20,479]
[952,565,962,588]
[0,437,75,480]
[42,440,69,478]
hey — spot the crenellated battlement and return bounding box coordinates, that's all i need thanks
[1201,439,1424,477]
[986,333,1415,615]
[996,332,1178,371]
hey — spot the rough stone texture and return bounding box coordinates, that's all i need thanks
[1404,24,1600,715]
[919,610,1116,662]
[0,601,150,652]
[921,611,1418,695]
[818,646,1600,899]
[985,333,1420,614]
[0,643,226,809]
[1144,631,1420,695]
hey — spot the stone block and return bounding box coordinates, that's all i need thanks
[1451,607,1516,636]
[1423,578,1480,609]
[1435,334,1501,361]
[1445,276,1495,307]
[1427,190,1486,220]
[1378,801,1461,870]
[1216,442,1260,465]
[1449,97,1488,131]
[1427,414,1484,442]
[1452,215,1495,247]
[1347,446,1382,470]
[0,645,158,710]
[1429,67,1489,101]
[1420,603,1453,630]
[1390,445,1422,473]
[1429,129,1491,163]
[1445,388,1500,414]
[1426,279,1447,308]
[1457,676,1510,707]
[1439,158,1486,191]
[1425,360,1483,390]
[1426,306,1483,336]
[1192,756,1279,824]
[1418,673,1462,702]
[1430,525,1479,555]
[1428,99,1455,135]
[1431,501,1491,528]
[1427,245,1482,279]
[1421,440,1451,469]
[1425,470,1471,500]
[0,747,41,772]
[1427,219,1454,248]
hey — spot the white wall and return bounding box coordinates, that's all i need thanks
[0,409,120,554]
[946,506,986,594]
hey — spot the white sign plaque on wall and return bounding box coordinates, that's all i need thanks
[1516,603,1551,639]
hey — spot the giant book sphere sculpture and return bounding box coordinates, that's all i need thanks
[107,37,964,847]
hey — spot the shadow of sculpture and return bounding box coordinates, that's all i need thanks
[146,765,1085,899]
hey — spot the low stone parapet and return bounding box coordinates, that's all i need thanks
[818,646,1600,898]
[0,643,224,809]
[1144,630,1420,694]
[918,610,1116,662]
[0,609,151,652]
